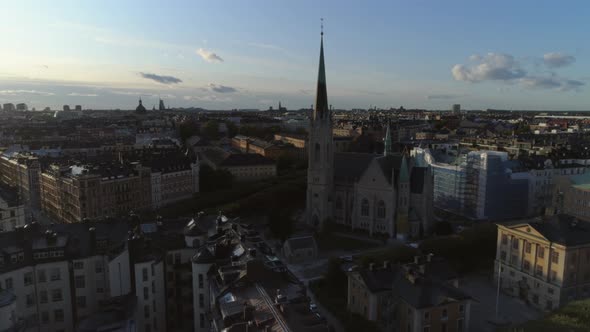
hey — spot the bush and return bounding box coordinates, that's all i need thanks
[504,299,590,332]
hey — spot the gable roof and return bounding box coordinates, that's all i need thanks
[521,215,590,246]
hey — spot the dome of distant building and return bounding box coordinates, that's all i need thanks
[136,98,146,113]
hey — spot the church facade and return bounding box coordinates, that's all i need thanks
[305,33,434,239]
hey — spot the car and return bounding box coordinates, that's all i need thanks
[315,312,327,322]
[309,302,318,312]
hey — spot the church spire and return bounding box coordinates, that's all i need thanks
[313,19,329,121]
[384,123,393,156]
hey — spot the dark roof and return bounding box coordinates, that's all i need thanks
[526,214,590,246]
[375,154,404,184]
[220,153,275,167]
[193,247,215,264]
[333,152,376,180]
[285,236,316,251]
[410,167,427,194]
[358,268,396,293]
[392,271,471,309]
[0,184,19,207]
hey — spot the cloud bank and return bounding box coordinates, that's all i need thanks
[0,89,55,96]
[196,48,223,63]
[205,83,237,93]
[543,53,576,68]
[139,72,182,84]
[452,52,584,91]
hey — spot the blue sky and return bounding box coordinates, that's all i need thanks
[1,0,589,110]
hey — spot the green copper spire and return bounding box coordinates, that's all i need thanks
[384,123,392,156]
[314,20,329,121]
[399,154,410,183]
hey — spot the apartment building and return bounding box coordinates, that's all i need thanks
[0,185,25,232]
[0,153,41,209]
[552,172,590,220]
[495,214,590,311]
[347,256,471,332]
[201,149,277,181]
[40,162,152,223]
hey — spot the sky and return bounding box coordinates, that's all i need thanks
[1,0,589,111]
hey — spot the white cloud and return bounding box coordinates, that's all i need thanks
[0,89,55,96]
[183,95,231,102]
[452,53,526,82]
[196,48,223,63]
[68,92,98,97]
[453,52,584,92]
[543,53,576,68]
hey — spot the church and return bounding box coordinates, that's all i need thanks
[305,30,434,240]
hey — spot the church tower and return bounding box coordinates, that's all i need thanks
[306,25,334,230]
[384,123,393,156]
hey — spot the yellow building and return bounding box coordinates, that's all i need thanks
[495,214,590,311]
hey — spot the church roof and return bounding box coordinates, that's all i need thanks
[313,30,329,121]
[410,167,427,194]
[375,154,404,184]
[333,152,376,180]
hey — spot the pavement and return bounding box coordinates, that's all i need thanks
[460,273,543,332]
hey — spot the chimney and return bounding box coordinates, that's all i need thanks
[89,227,96,254]
[426,253,434,262]
[414,256,421,264]
[383,261,390,269]
[369,263,375,271]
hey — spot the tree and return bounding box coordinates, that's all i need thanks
[199,164,233,192]
[178,120,200,143]
[202,120,220,140]
[433,221,453,236]
[267,208,294,242]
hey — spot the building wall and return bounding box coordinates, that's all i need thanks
[134,260,166,332]
[108,249,131,297]
[0,201,25,232]
[72,256,110,321]
[225,164,276,181]
[165,248,198,332]
[495,225,590,311]
[192,260,213,332]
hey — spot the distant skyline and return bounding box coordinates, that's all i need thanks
[1,0,589,111]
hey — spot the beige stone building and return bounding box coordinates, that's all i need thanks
[0,154,41,209]
[40,163,151,223]
[551,172,590,220]
[495,214,590,311]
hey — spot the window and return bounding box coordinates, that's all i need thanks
[550,270,557,282]
[50,268,61,281]
[500,251,507,261]
[199,274,204,289]
[199,294,204,307]
[538,247,545,258]
[501,234,508,245]
[336,197,343,210]
[38,270,46,283]
[40,290,48,303]
[54,309,64,322]
[74,261,84,269]
[52,289,63,302]
[41,311,49,324]
[5,277,13,289]
[441,308,448,319]
[512,238,519,249]
[361,199,369,216]
[200,313,205,328]
[24,272,33,286]
[151,265,154,277]
[424,311,430,320]
[523,260,530,270]
[459,304,465,313]
[95,261,104,273]
[533,294,539,304]
[151,281,155,294]
[314,143,320,163]
[377,200,386,218]
[551,251,559,264]
[525,242,532,254]
[536,265,543,276]
[142,268,148,282]
[75,275,85,288]
[76,296,86,308]
[26,293,34,307]
[144,287,149,300]
[144,305,150,318]
[457,318,464,332]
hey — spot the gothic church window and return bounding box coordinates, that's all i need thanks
[315,143,320,163]
[377,200,386,218]
[361,199,369,216]
[336,197,343,210]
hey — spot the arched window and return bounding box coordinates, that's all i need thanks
[377,200,386,218]
[336,197,343,210]
[361,199,369,216]
[315,143,320,163]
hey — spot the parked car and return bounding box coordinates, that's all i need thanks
[309,302,318,312]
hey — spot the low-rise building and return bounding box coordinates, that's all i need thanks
[201,149,277,181]
[495,215,590,311]
[282,235,318,263]
[347,255,471,332]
